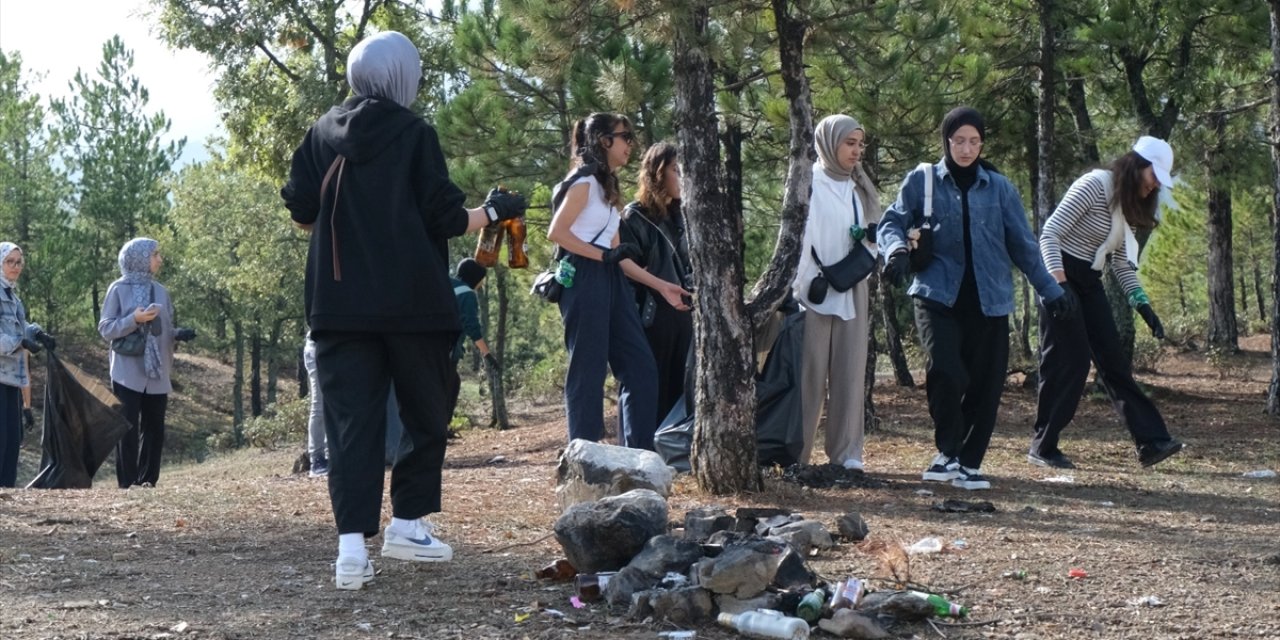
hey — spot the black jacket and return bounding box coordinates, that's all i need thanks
[282,97,469,333]
[620,201,692,308]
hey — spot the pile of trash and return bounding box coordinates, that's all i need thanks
[543,439,977,639]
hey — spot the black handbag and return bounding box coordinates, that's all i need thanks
[109,284,154,356]
[811,245,875,293]
[531,267,564,303]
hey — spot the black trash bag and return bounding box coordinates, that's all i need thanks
[755,308,806,467]
[653,394,694,472]
[652,302,807,471]
[27,350,133,489]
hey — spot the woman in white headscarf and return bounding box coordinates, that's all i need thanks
[98,238,195,489]
[790,114,881,471]
[0,242,49,487]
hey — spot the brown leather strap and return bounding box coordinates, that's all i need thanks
[320,155,346,281]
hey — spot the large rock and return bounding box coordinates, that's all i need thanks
[684,507,735,542]
[694,540,789,598]
[638,586,715,625]
[555,439,674,509]
[768,520,835,556]
[626,535,704,579]
[819,609,891,639]
[554,489,669,574]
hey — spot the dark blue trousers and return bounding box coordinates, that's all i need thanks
[559,257,659,450]
[0,384,21,487]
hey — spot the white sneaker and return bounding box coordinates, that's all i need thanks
[922,452,961,482]
[381,518,453,562]
[335,556,374,590]
[842,459,865,471]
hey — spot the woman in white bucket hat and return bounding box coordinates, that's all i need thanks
[1028,135,1184,470]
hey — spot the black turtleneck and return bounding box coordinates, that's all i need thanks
[946,157,981,312]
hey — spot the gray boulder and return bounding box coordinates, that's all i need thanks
[627,534,704,579]
[554,489,669,574]
[684,507,735,542]
[630,586,715,625]
[836,512,870,541]
[819,609,891,639]
[555,439,674,510]
[694,541,787,598]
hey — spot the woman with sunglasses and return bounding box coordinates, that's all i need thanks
[0,243,49,487]
[1027,136,1184,470]
[878,106,1072,491]
[547,113,660,450]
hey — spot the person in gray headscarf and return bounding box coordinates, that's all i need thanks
[98,238,196,489]
[790,114,882,472]
[0,242,52,487]
[281,30,527,591]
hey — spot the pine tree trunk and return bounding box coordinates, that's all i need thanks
[673,0,760,494]
[250,329,263,417]
[1254,259,1268,323]
[1266,0,1280,414]
[490,266,511,430]
[232,320,245,445]
[1066,78,1101,164]
[1030,0,1057,365]
[1206,111,1239,352]
[879,276,914,387]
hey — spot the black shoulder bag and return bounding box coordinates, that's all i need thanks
[806,191,876,304]
[110,284,154,356]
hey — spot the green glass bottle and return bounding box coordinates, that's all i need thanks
[909,590,968,618]
[795,588,826,622]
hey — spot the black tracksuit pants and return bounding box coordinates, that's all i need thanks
[644,295,693,425]
[314,331,456,537]
[914,297,1009,470]
[113,383,168,488]
[1031,254,1172,456]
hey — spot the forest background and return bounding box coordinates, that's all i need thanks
[2,0,1279,492]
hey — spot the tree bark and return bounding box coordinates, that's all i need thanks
[232,320,245,445]
[1266,0,1280,414]
[1206,111,1238,352]
[250,328,263,417]
[879,275,914,387]
[490,265,511,430]
[1066,78,1100,165]
[672,0,760,493]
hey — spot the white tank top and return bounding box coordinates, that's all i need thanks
[567,175,620,247]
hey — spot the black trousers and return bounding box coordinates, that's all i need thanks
[1031,254,1172,455]
[644,295,694,425]
[914,297,1009,470]
[113,382,168,488]
[314,331,456,537]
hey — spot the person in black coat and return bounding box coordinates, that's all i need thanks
[620,142,693,423]
[281,30,526,591]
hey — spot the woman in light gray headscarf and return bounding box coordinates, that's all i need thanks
[0,242,49,487]
[281,30,525,591]
[790,114,882,472]
[98,237,195,489]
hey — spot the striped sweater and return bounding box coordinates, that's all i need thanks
[1039,172,1141,295]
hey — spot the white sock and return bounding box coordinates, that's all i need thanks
[338,533,366,559]
[389,517,418,534]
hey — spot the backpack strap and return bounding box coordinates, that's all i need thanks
[320,155,347,281]
[917,162,934,221]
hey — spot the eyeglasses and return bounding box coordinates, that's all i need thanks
[949,137,983,150]
[2,259,23,268]
[605,131,635,144]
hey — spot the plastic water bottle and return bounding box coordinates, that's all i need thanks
[717,610,809,639]
[795,588,826,622]
[909,590,968,618]
[556,256,576,288]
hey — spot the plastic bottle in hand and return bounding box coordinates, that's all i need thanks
[795,588,826,622]
[909,590,968,618]
[474,223,504,268]
[503,216,529,269]
[717,610,809,640]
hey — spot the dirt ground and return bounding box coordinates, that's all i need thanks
[1,336,1278,640]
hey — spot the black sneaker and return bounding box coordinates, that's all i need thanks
[952,466,991,490]
[922,452,961,482]
[1138,439,1184,467]
[1027,449,1076,469]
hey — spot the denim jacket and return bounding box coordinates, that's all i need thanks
[877,161,1063,316]
[0,287,29,388]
